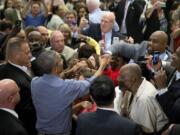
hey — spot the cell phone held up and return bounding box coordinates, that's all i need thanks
[152,51,160,65]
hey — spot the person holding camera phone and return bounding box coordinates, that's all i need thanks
[108,30,172,81]
[153,47,180,134]
[22,0,48,27]
[144,0,169,40]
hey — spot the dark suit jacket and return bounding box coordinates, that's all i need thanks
[0,109,29,135]
[109,0,146,43]
[76,109,142,135]
[82,23,124,44]
[156,78,180,123]
[0,63,37,135]
[170,124,180,135]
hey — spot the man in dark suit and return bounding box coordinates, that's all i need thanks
[82,11,126,51]
[76,75,142,135]
[0,37,37,135]
[162,124,180,135]
[0,79,29,135]
[154,46,180,124]
[109,0,146,43]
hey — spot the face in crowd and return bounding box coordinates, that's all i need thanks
[171,47,180,70]
[147,31,167,54]
[100,12,115,33]
[31,3,40,16]
[50,31,65,53]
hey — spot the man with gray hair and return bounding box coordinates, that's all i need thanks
[0,79,28,135]
[31,50,109,135]
[49,30,77,64]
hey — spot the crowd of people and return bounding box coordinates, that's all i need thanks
[0,0,180,135]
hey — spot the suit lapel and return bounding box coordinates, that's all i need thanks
[0,109,23,125]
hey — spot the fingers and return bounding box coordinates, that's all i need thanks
[153,69,167,89]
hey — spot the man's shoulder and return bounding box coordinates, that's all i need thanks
[63,46,76,54]
[79,109,136,125]
[0,63,18,74]
[77,110,140,134]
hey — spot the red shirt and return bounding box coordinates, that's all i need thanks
[103,67,120,86]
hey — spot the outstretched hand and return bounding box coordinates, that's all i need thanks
[153,68,167,89]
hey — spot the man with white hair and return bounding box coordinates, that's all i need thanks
[49,30,77,64]
[86,0,119,31]
[82,11,123,51]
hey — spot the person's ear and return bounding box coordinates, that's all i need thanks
[8,95,14,104]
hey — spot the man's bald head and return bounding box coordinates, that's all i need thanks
[148,31,168,53]
[118,63,142,94]
[121,63,142,79]
[37,26,49,44]
[152,31,168,45]
[37,26,47,32]
[0,79,20,109]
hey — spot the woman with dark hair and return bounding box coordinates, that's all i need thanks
[0,0,13,19]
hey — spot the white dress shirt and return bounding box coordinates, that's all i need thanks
[105,31,112,50]
[9,61,31,76]
[0,108,18,118]
[120,0,131,34]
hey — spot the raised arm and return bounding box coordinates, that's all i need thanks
[41,0,48,17]
[22,0,33,18]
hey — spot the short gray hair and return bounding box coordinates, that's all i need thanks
[36,50,57,74]
[6,37,27,60]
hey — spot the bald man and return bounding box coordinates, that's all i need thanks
[37,26,50,47]
[109,30,172,80]
[118,63,168,134]
[0,79,28,135]
[110,30,171,62]
[82,11,124,51]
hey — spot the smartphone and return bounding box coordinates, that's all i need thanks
[152,51,160,65]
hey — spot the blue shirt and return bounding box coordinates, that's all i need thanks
[24,12,46,27]
[31,74,96,134]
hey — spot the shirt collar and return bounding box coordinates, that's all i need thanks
[134,77,146,98]
[0,108,18,118]
[8,61,28,74]
[159,52,168,61]
[97,107,116,112]
[176,71,180,80]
